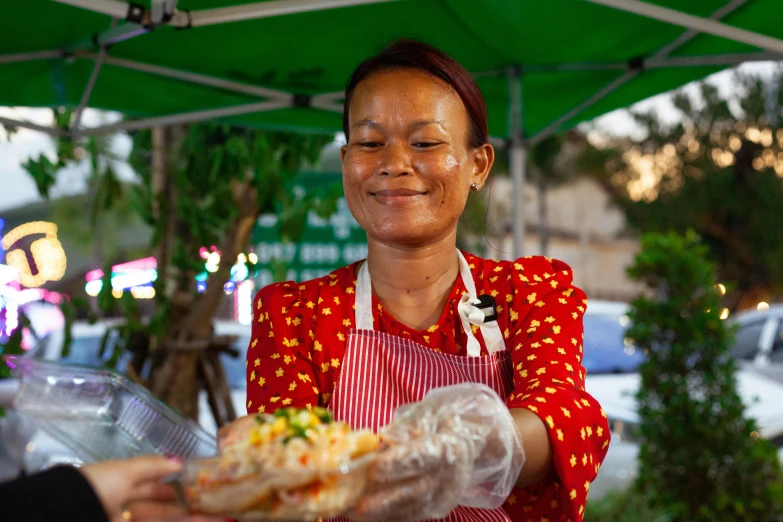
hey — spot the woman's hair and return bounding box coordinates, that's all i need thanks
[343,39,488,148]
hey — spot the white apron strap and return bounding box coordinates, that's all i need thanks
[355,260,373,330]
[355,250,506,356]
[456,251,507,356]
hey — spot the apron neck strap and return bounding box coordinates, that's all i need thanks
[354,250,505,356]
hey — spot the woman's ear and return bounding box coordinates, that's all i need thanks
[472,143,494,188]
[340,144,348,165]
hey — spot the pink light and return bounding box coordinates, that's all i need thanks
[199,247,209,259]
[85,257,158,282]
[113,256,157,273]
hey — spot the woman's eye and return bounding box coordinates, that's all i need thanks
[358,141,382,148]
[413,142,439,149]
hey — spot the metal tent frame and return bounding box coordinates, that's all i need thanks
[1,0,782,258]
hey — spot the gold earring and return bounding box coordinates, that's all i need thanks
[471,182,480,191]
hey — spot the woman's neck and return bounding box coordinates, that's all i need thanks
[364,233,460,331]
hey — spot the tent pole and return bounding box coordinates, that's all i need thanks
[188,0,398,27]
[585,0,783,55]
[54,0,131,19]
[0,116,66,137]
[530,0,755,145]
[0,50,61,65]
[73,99,293,137]
[71,47,107,131]
[529,71,635,147]
[80,53,291,100]
[508,67,525,260]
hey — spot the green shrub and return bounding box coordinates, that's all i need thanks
[625,230,783,521]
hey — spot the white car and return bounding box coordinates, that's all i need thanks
[585,301,783,499]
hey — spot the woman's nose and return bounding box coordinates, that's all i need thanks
[378,140,411,177]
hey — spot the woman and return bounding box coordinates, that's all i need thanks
[224,39,609,522]
[0,455,220,522]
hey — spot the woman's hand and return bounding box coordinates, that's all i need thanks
[349,383,525,521]
[80,456,221,522]
[216,415,256,450]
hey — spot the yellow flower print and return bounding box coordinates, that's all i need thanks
[275,368,284,377]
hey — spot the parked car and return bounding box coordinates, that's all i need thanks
[585,301,783,499]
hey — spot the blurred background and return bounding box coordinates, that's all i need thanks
[1,1,783,520]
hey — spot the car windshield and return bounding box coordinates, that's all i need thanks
[582,312,644,374]
[221,335,251,390]
[58,331,250,389]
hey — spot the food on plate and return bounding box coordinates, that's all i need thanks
[183,407,379,520]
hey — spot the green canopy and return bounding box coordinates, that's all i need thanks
[2,0,782,256]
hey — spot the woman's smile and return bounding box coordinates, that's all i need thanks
[369,188,429,205]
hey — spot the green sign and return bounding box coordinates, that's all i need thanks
[251,172,367,286]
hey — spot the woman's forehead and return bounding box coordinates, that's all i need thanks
[348,69,468,130]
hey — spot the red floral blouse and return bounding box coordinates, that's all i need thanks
[246,251,610,521]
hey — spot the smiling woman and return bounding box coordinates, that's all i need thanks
[220,39,609,522]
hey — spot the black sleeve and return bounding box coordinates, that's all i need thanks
[0,466,109,522]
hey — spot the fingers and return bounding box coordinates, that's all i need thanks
[372,435,471,482]
[352,474,441,520]
[217,415,256,450]
[119,501,190,522]
[121,456,184,486]
[130,483,179,504]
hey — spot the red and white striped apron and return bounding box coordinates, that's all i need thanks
[329,251,515,522]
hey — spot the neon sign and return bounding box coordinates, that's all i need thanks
[2,221,67,288]
[85,256,158,299]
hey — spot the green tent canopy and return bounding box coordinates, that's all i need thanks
[1,0,782,256]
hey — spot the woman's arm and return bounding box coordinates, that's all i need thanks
[510,408,555,488]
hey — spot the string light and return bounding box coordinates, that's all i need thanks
[757,302,770,311]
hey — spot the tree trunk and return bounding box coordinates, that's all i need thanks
[151,126,180,301]
[537,179,550,256]
[151,176,259,422]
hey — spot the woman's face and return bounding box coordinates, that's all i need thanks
[341,68,493,247]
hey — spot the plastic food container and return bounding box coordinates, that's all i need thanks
[180,453,375,521]
[9,357,217,463]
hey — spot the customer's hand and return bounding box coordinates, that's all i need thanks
[80,455,221,522]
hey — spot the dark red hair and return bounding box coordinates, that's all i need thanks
[343,39,488,148]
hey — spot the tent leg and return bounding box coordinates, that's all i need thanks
[508,68,525,260]
[510,140,527,260]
